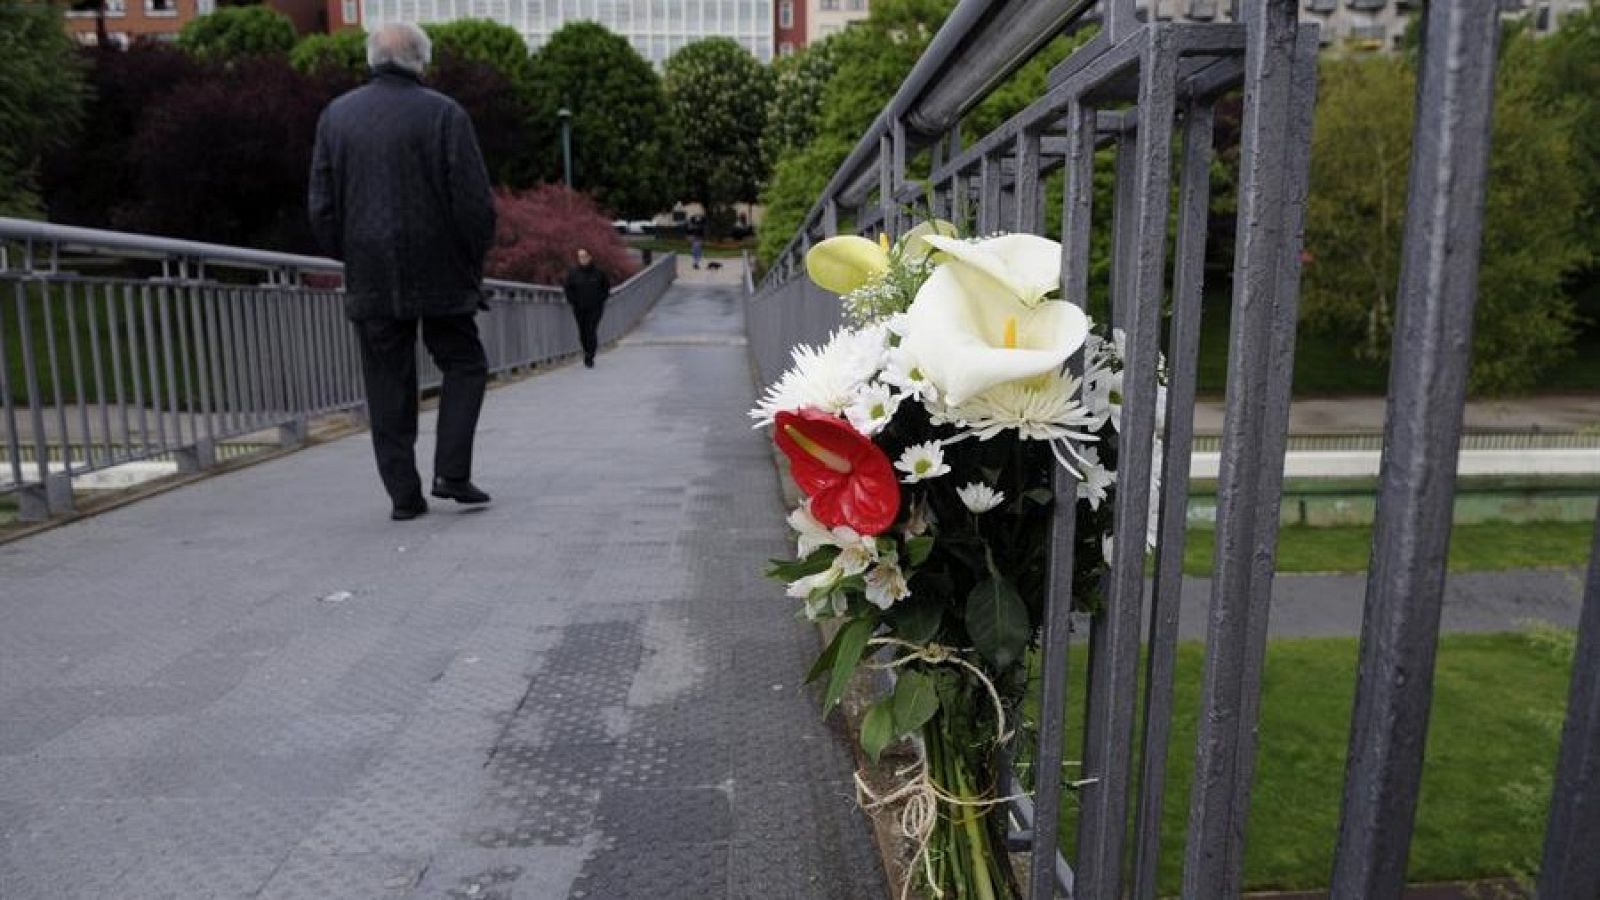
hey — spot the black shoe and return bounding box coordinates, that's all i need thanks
[584,356,595,368]
[431,477,491,504]
[391,499,429,521]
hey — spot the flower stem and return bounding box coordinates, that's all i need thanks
[953,752,999,900]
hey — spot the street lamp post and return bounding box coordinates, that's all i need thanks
[558,107,573,190]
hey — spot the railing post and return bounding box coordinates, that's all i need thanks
[1329,2,1503,897]
[1539,510,1600,899]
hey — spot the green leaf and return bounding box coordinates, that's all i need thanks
[965,575,1031,671]
[822,618,874,714]
[887,598,942,646]
[1024,488,1055,506]
[905,535,935,567]
[861,699,896,763]
[890,670,940,737]
[804,625,844,685]
[765,547,838,582]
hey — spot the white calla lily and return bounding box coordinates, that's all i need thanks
[901,234,1090,406]
[804,235,890,295]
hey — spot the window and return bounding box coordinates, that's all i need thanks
[779,0,792,27]
[846,0,864,9]
[145,0,177,14]
[1345,0,1384,10]
[342,0,359,21]
[1188,0,1217,19]
[820,0,838,10]
[1305,0,1335,12]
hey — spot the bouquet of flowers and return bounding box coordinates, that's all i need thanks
[752,223,1161,899]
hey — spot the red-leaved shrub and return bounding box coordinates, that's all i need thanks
[485,185,638,287]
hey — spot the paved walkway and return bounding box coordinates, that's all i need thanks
[0,279,884,899]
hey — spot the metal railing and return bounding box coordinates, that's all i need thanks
[1,217,676,522]
[746,1,1600,898]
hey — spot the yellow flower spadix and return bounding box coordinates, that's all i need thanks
[1003,318,1018,349]
[783,424,853,474]
[878,232,891,252]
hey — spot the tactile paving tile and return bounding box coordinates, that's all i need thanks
[607,737,733,789]
[728,839,887,900]
[542,623,645,678]
[568,843,730,900]
[593,787,731,845]
[255,850,426,900]
[108,852,282,899]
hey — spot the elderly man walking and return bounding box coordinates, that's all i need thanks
[310,24,496,520]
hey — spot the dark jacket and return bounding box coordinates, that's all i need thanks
[563,265,612,308]
[309,65,496,321]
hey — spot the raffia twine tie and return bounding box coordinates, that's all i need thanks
[851,638,1026,900]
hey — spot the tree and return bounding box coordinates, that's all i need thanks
[664,38,773,235]
[42,43,206,228]
[1530,8,1600,251]
[1302,31,1589,394]
[762,37,839,172]
[427,55,533,188]
[0,2,87,218]
[177,6,297,63]
[485,184,638,286]
[122,57,324,250]
[525,21,676,217]
[756,0,955,266]
[290,28,368,80]
[422,19,534,95]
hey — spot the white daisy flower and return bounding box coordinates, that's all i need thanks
[750,326,888,426]
[956,482,1006,514]
[895,442,951,484]
[864,559,911,610]
[1075,447,1116,510]
[880,347,939,404]
[844,382,903,436]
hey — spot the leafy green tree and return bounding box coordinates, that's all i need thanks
[757,0,954,265]
[177,6,298,62]
[1303,32,1589,394]
[664,38,773,235]
[525,21,676,217]
[0,3,86,218]
[290,28,367,80]
[762,38,839,172]
[422,19,535,94]
[1530,8,1600,251]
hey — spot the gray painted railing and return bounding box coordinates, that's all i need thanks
[0,217,676,522]
[747,1,1600,897]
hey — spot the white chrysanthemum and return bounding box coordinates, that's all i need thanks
[864,559,911,610]
[844,382,903,436]
[937,372,1102,445]
[956,482,1005,514]
[895,442,951,484]
[1075,447,1115,510]
[750,326,888,426]
[880,346,939,404]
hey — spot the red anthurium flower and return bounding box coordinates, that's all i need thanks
[774,408,901,537]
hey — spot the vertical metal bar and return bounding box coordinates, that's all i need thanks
[823,198,839,238]
[108,286,131,458]
[175,284,199,442]
[1028,96,1097,900]
[1184,3,1315,894]
[139,285,167,453]
[0,286,24,489]
[16,283,53,487]
[1539,510,1600,899]
[1076,27,1179,900]
[1014,129,1043,234]
[1131,99,1215,900]
[1104,0,1140,43]
[952,170,969,233]
[879,133,895,239]
[41,281,72,474]
[980,153,1002,234]
[1109,128,1141,331]
[188,285,214,441]
[65,282,94,469]
[1330,2,1502,895]
[156,284,183,446]
[87,285,112,464]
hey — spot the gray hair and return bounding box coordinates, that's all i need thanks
[367,23,432,74]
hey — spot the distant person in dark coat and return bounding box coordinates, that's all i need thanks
[563,248,611,368]
[308,23,496,521]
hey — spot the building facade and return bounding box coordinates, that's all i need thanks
[775,0,806,56]
[1148,0,1592,51]
[807,0,868,43]
[64,0,214,47]
[357,0,774,66]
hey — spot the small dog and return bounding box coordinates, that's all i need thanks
[707,261,723,270]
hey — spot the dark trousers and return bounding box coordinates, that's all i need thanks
[355,314,487,503]
[571,302,604,363]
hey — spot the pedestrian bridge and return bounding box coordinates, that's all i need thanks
[0,242,888,897]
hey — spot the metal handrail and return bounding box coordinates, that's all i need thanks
[1,218,677,521]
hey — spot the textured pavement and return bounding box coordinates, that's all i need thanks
[0,278,886,899]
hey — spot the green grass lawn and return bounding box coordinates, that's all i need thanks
[1181,520,1595,576]
[1045,630,1574,893]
